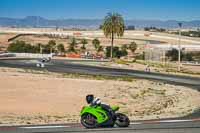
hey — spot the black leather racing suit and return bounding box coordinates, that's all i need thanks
[91,98,115,119]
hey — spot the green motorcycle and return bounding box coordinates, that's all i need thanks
[80,95,130,128]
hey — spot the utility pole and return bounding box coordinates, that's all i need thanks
[178,22,182,71]
[40,44,43,54]
[144,41,149,63]
[162,49,166,66]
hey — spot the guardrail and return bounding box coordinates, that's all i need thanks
[182,61,200,66]
[0,53,52,58]
[8,34,34,42]
[0,53,15,57]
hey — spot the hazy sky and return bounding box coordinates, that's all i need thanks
[0,0,200,20]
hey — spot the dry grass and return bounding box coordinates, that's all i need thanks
[0,33,17,50]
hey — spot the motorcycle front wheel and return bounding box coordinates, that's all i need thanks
[81,114,98,128]
[115,113,130,127]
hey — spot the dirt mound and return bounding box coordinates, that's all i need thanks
[0,67,199,125]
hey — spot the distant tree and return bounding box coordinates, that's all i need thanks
[106,46,119,58]
[119,49,128,57]
[129,42,137,54]
[121,44,128,57]
[35,43,42,53]
[7,41,36,53]
[121,44,128,51]
[144,27,150,31]
[99,25,103,29]
[159,28,166,32]
[97,45,103,53]
[80,39,88,51]
[166,48,184,61]
[102,12,125,59]
[57,43,65,55]
[126,25,135,30]
[42,44,51,54]
[144,27,166,32]
[166,49,178,61]
[182,52,194,61]
[106,46,127,58]
[48,40,56,53]
[92,38,100,50]
[68,38,77,53]
[151,27,156,30]
[166,49,195,61]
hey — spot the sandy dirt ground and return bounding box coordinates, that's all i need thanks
[15,35,70,46]
[1,27,200,44]
[0,33,17,50]
[0,67,200,125]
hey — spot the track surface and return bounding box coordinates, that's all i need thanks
[0,58,200,133]
[0,59,200,88]
[1,119,200,133]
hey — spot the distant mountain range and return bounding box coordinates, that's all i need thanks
[0,16,200,29]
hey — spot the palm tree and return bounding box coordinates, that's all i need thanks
[92,38,100,51]
[48,40,56,54]
[68,38,77,53]
[102,12,125,59]
[81,39,88,50]
[35,43,42,53]
[57,43,65,55]
[129,42,137,54]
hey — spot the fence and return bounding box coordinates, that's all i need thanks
[9,53,52,58]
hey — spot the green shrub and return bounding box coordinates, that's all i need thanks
[106,46,128,58]
[8,41,37,53]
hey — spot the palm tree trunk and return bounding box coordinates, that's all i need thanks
[50,48,52,54]
[111,31,114,59]
[40,44,42,54]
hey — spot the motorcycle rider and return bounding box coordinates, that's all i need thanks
[86,94,115,118]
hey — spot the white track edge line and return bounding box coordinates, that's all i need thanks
[130,119,193,125]
[19,125,70,129]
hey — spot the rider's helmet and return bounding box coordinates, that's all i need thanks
[86,94,94,104]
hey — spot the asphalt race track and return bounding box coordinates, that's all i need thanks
[0,59,200,89]
[0,58,200,133]
[1,119,200,133]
